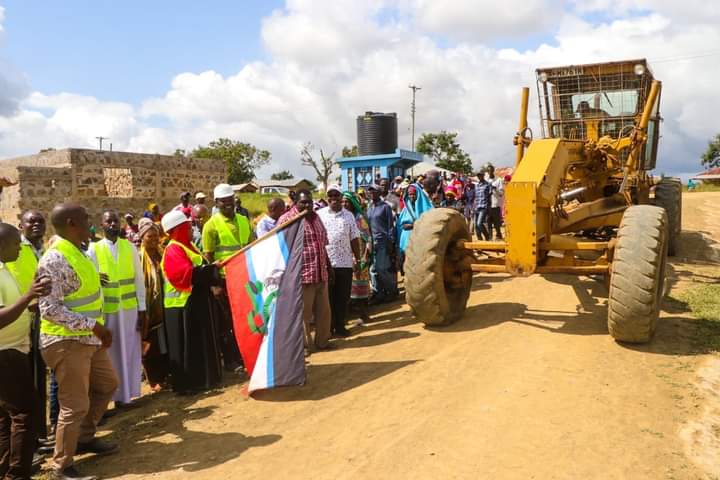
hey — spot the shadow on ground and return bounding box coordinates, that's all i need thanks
[78,387,280,477]
[253,360,418,402]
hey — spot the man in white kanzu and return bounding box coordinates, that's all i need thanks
[317,185,362,337]
[88,210,146,408]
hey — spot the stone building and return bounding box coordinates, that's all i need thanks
[0,148,226,229]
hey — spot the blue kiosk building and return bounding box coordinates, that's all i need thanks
[338,111,423,192]
[337,148,423,192]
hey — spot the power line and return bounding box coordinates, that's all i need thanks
[650,50,720,64]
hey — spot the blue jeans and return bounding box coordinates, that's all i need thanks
[370,241,398,300]
[475,208,490,240]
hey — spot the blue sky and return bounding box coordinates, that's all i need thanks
[2,0,282,103]
[0,0,717,177]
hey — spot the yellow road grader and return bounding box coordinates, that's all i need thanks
[405,59,681,343]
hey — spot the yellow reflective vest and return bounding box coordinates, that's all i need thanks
[161,240,204,309]
[94,239,138,314]
[6,242,39,294]
[207,212,251,265]
[41,238,104,337]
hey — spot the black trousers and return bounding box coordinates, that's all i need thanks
[329,268,353,334]
[216,279,243,368]
[487,207,503,240]
[29,311,47,438]
[0,349,41,480]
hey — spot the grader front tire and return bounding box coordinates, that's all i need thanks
[607,205,668,343]
[654,179,682,256]
[404,208,472,326]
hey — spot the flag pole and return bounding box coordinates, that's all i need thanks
[218,210,309,267]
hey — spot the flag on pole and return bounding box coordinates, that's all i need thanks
[224,217,306,394]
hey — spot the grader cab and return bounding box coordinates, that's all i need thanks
[405,59,682,343]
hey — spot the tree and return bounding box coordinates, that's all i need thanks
[270,170,294,181]
[341,145,359,157]
[701,133,720,168]
[415,131,473,174]
[172,148,187,157]
[301,142,335,189]
[192,138,270,184]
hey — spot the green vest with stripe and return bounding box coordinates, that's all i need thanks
[208,212,251,266]
[41,238,104,336]
[94,239,138,314]
[6,243,39,294]
[161,240,204,309]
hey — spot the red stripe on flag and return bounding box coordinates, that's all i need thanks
[225,252,264,376]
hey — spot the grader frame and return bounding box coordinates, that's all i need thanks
[405,59,681,343]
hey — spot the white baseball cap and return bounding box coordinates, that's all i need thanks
[326,184,342,194]
[195,192,207,199]
[213,183,235,200]
[161,210,190,233]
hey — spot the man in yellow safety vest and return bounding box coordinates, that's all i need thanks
[38,203,118,480]
[5,210,50,441]
[202,183,253,373]
[88,211,146,409]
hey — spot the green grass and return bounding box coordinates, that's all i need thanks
[673,284,720,352]
[237,193,285,219]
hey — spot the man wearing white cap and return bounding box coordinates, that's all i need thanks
[201,183,252,372]
[317,185,361,337]
[194,192,207,205]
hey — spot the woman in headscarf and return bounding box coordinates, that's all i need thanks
[160,211,222,394]
[144,202,163,223]
[397,184,434,271]
[137,218,169,392]
[342,192,372,325]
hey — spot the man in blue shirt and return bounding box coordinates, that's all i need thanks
[474,172,492,241]
[367,184,398,303]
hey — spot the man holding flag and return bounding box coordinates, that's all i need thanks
[202,184,252,373]
[222,190,311,394]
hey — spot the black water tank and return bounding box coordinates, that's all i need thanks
[357,112,398,156]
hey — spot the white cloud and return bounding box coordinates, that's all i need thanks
[0,0,717,178]
[412,0,563,41]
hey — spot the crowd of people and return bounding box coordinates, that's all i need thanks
[0,164,507,480]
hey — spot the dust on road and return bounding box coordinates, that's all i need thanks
[78,193,720,480]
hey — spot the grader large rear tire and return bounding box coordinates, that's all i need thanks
[654,179,682,256]
[607,205,668,343]
[405,208,472,326]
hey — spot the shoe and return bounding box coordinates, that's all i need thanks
[315,343,337,351]
[223,361,242,373]
[37,443,54,455]
[334,328,351,338]
[76,437,118,456]
[113,401,138,410]
[32,453,44,474]
[48,465,98,480]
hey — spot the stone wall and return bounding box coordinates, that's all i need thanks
[0,148,226,231]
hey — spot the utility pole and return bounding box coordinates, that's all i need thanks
[95,136,109,151]
[408,84,422,151]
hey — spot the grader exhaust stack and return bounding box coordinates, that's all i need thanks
[405,59,681,344]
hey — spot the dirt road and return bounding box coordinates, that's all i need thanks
[82,193,720,480]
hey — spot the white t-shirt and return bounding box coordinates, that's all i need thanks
[0,263,31,353]
[317,207,360,268]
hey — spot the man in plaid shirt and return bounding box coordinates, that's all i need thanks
[278,190,334,353]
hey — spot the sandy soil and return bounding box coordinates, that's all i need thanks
[74,193,720,480]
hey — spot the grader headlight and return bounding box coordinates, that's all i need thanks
[634,63,645,76]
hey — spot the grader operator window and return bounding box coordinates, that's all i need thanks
[537,60,654,141]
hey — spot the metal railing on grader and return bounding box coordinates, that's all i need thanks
[405,59,682,343]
